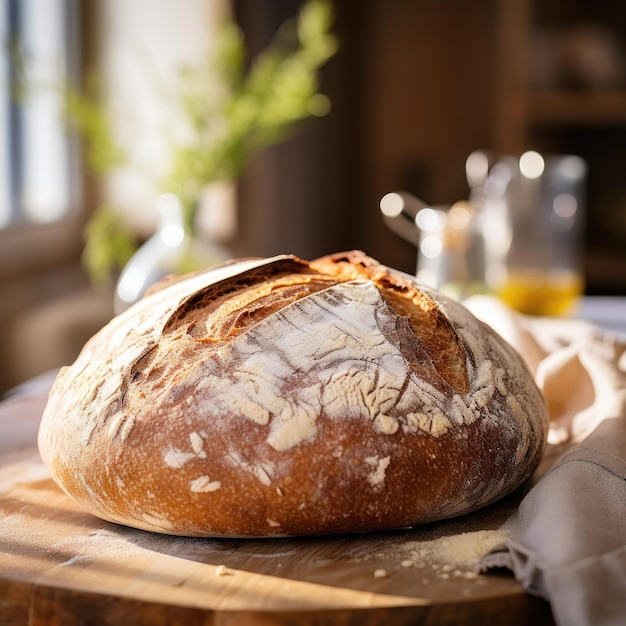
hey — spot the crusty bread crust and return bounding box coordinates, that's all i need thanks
[37,251,548,537]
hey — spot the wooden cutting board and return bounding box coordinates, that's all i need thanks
[0,378,554,625]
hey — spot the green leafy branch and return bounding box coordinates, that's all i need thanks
[81,203,138,286]
[67,0,337,284]
[165,0,337,232]
[63,72,127,176]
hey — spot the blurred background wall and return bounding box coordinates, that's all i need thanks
[2,0,626,393]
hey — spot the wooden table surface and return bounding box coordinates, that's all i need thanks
[0,373,554,626]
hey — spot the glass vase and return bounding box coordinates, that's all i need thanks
[114,192,229,315]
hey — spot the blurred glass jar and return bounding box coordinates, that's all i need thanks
[415,201,488,300]
[478,151,587,316]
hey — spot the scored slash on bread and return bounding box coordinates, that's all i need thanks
[38,251,548,537]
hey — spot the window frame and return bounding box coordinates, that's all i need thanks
[0,0,87,281]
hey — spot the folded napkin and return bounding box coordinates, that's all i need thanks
[465,297,626,626]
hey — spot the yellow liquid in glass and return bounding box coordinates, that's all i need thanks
[496,268,584,316]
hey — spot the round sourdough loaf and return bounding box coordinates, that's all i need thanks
[38,251,548,537]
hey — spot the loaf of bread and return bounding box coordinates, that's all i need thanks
[38,251,548,537]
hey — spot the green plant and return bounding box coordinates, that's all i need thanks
[69,0,337,285]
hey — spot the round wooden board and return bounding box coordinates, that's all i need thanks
[0,381,554,625]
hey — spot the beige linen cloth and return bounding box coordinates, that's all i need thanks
[465,296,626,626]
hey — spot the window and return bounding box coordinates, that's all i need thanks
[0,0,79,230]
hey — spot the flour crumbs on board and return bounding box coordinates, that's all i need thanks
[368,529,509,582]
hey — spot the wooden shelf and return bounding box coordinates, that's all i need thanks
[585,249,626,294]
[529,91,626,126]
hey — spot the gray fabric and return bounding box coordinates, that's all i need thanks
[470,303,626,626]
[483,417,626,626]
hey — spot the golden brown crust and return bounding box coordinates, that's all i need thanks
[38,251,548,537]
